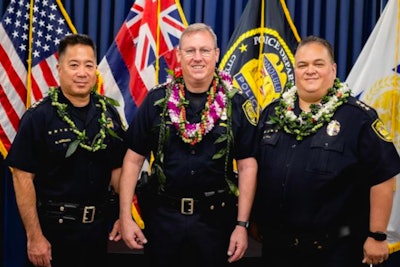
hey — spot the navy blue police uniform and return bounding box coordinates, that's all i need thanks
[126,79,257,267]
[255,96,400,267]
[6,89,126,267]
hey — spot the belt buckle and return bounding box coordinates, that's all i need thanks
[82,206,96,223]
[181,198,194,215]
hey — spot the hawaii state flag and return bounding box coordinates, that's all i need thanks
[98,0,188,126]
[0,0,76,158]
[346,0,400,254]
[219,0,300,115]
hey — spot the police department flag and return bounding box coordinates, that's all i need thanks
[345,0,400,253]
[219,0,300,115]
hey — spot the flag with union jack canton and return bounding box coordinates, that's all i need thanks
[98,0,187,126]
[0,0,75,158]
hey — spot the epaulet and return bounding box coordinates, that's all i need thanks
[149,82,168,93]
[233,86,244,95]
[346,96,377,118]
[29,97,47,109]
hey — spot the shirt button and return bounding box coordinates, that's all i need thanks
[190,150,196,155]
[190,170,196,175]
[291,144,296,148]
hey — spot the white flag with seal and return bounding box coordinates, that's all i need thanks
[346,0,400,254]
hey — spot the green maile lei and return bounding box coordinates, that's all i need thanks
[269,78,351,140]
[48,87,122,158]
[152,68,239,196]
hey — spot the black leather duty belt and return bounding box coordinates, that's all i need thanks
[266,226,351,251]
[38,200,105,224]
[156,188,235,215]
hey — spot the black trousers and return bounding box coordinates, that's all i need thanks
[142,204,237,267]
[27,218,110,267]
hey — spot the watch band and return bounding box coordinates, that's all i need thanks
[368,231,387,241]
[236,220,249,229]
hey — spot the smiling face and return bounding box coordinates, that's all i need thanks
[57,44,97,105]
[294,41,337,105]
[177,29,220,92]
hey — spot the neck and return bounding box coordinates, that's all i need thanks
[184,76,214,94]
[299,98,320,112]
[63,92,90,107]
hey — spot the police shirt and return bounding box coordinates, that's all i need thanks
[6,89,127,204]
[126,83,257,196]
[256,96,400,234]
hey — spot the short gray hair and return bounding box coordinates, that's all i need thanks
[179,23,218,48]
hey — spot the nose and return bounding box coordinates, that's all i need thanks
[192,50,203,59]
[305,65,316,74]
[76,66,88,76]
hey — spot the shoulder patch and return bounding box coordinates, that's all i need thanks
[242,99,258,126]
[371,119,392,142]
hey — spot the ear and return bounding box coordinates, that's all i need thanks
[214,48,220,63]
[332,62,337,75]
[176,48,182,63]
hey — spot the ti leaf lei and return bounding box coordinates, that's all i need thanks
[153,68,239,195]
[48,87,122,158]
[269,78,351,141]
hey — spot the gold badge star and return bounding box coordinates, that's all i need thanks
[239,43,247,53]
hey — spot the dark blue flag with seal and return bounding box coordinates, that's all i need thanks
[219,0,300,117]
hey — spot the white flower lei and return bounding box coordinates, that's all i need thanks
[272,78,351,140]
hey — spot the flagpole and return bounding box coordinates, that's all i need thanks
[26,0,35,108]
[56,0,77,34]
[279,0,301,43]
[391,0,400,142]
[155,0,161,84]
[256,0,265,119]
[175,0,189,26]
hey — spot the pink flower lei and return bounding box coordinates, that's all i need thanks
[167,68,233,145]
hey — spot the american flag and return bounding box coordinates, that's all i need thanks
[0,0,75,157]
[98,0,187,125]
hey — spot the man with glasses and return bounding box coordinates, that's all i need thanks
[119,23,258,267]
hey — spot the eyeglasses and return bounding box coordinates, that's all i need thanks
[180,48,215,57]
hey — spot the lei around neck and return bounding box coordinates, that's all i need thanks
[48,87,122,157]
[153,68,239,195]
[166,68,234,145]
[269,78,351,140]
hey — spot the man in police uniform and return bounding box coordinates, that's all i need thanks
[118,23,258,267]
[6,34,126,267]
[254,36,400,267]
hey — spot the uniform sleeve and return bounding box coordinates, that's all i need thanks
[359,115,400,185]
[125,88,164,157]
[107,105,128,169]
[232,93,258,160]
[6,109,44,173]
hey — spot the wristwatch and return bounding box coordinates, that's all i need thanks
[368,231,387,241]
[236,221,249,229]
